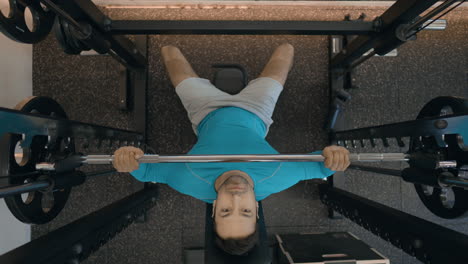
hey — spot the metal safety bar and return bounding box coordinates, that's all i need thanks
[109,20,377,35]
[331,0,440,68]
[406,0,458,32]
[319,184,468,263]
[0,184,159,264]
[0,170,116,199]
[0,180,51,199]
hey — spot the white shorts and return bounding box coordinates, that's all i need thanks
[175,77,284,135]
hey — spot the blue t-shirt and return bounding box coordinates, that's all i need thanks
[131,107,334,203]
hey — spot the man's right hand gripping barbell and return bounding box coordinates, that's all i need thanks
[113,146,144,172]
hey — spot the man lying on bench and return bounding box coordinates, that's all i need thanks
[113,44,350,255]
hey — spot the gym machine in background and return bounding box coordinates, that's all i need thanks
[322,96,468,264]
[0,0,467,263]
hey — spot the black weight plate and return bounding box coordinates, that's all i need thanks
[0,0,55,44]
[410,96,468,219]
[3,96,73,224]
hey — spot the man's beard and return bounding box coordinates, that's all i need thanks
[223,175,248,185]
[220,175,250,194]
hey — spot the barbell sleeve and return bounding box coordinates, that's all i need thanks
[82,153,410,164]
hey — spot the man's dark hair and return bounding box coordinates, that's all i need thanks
[214,224,259,256]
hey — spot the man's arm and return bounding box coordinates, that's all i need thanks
[113,146,166,183]
[299,146,350,180]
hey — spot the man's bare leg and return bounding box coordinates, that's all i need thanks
[259,43,294,86]
[161,46,199,87]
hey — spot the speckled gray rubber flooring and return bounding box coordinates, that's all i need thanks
[30,3,468,264]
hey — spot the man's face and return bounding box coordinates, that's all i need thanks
[214,175,258,239]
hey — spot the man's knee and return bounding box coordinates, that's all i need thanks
[164,59,198,87]
[161,45,182,62]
